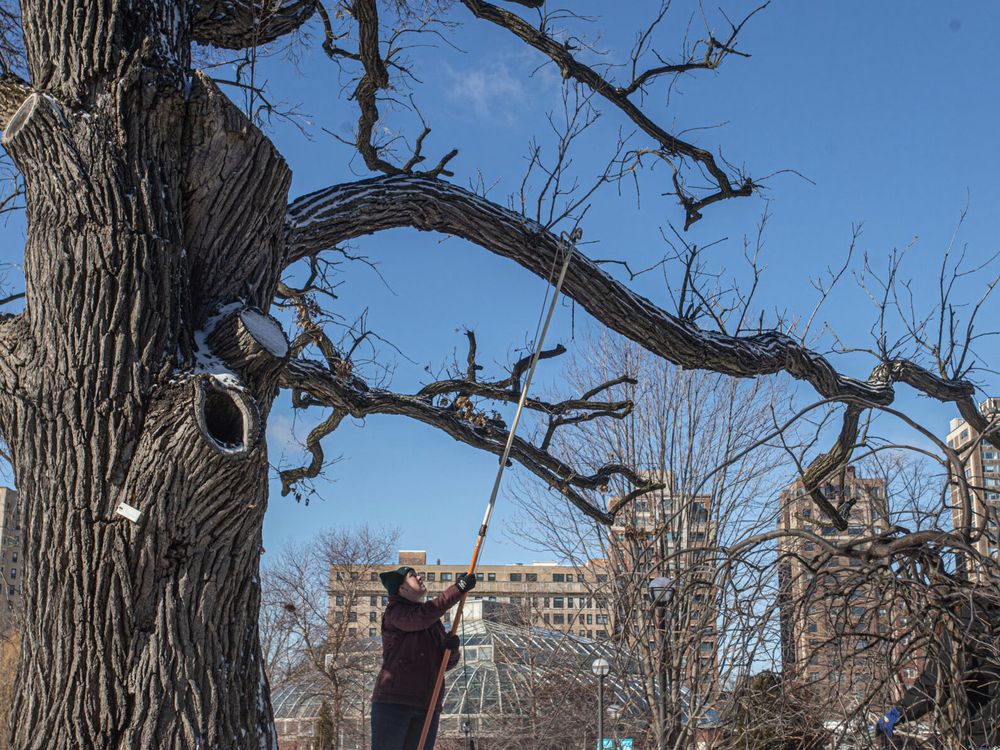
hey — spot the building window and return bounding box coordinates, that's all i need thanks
[553,597,564,608]
[509,573,521,582]
[369,611,377,622]
[587,614,593,624]
[348,611,357,622]
[566,597,574,608]
[487,572,496,581]
[807,623,817,633]
[381,596,388,605]
[10,552,14,563]
[526,573,538,582]
[848,526,862,536]
[579,597,586,608]
[369,628,377,637]
[370,573,378,581]
[596,574,608,583]
[596,630,607,639]
[577,573,585,582]
[595,614,609,624]
[543,614,550,624]
[335,595,344,606]
[440,573,453,582]
[426,573,435,582]
[552,614,565,625]
[552,573,565,582]
[475,573,484,581]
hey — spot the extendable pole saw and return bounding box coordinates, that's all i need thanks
[416,237,577,750]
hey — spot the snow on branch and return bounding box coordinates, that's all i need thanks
[283,174,994,529]
[192,0,317,50]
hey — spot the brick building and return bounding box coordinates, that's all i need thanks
[331,550,614,640]
[776,465,895,704]
[946,397,1000,580]
[609,478,719,693]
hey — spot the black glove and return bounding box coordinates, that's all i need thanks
[456,573,477,593]
[444,634,460,651]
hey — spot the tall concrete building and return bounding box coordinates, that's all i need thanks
[776,466,894,702]
[331,551,614,640]
[0,486,21,633]
[609,477,719,692]
[947,397,1000,580]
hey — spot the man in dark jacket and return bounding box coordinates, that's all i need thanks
[371,566,476,750]
[875,597,1000,748]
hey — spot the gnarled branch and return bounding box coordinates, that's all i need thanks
[0,72,30,126]
[278,356,661,523]
[192,0,317,50]
[459,0,760,228]
[284,174,992,528]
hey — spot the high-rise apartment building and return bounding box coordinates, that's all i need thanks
[330,551,614,640]
[776,466,893,702]
[609,478,719,691]
[0,486,21,633]
[947,397,1000,580]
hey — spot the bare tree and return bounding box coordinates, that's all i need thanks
[509,332,792,749]
[0,1,992,747]
[261,525,398,740]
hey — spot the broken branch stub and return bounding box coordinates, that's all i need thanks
[205,306,290,393]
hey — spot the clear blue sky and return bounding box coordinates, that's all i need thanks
[1,2,998,565]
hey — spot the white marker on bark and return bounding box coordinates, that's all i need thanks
[115,502,142,523]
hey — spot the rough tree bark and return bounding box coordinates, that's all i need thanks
[0,4,297,747]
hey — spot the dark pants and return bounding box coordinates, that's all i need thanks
[371,702,440,750]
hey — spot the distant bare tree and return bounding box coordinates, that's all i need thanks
[261,525,398,739]
[511,331,792,749]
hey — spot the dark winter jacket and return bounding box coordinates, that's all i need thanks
[371,585,463,711]
[897,599,1000,745]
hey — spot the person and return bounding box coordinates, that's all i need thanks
[875,597,1000,748]
[371,566,477,750]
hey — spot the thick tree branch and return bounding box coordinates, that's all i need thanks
[279,357,661,523]
[285,174,992,528]
[0,72,30,126]
[192,0,317,50]
[459,0,759,227]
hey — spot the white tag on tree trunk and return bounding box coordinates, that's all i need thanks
[115,502,142,523]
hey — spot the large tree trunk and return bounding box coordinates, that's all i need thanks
[0,4,291,747]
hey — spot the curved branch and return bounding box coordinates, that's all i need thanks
[192,0,317,50]
[284,174,993,526]
[0,72,30,126]
[286,175,885,404]
[279,358,661,523]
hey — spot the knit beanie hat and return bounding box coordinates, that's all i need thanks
[379,566,414,596]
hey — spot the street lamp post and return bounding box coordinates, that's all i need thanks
[607,703,623,750]
[592,657,611,750]
[648,577,674,750]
